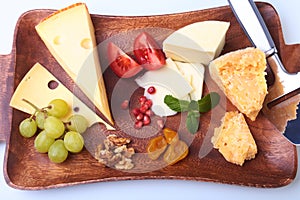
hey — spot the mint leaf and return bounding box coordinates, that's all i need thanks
[164,92,220,135]
[188,100,199,111]
[164,95,190,112]
[198,92,220,113]
[186,111,200,134]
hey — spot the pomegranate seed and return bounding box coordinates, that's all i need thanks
[144,99,153,107]
[145,109,154,117]
[139,104,149,113]
[136,113,144,121]
[147,86,156,94]
[157,119,165,129]
[132,108,140,116]
[134,121,143,129]
[139,96,147,105]
[121,100,129,110]
[133,95,156,129]
[143,115,151,125]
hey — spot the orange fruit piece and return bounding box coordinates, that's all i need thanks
[163,128,179,144]
[163,140,189,165]
[147,135,168,160]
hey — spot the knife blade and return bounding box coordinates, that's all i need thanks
[198,2,300,158]
[227,0,300,145]
[228,0,300,107]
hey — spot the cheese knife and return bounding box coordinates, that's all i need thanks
[228,0,300,145]
[228,0,300,107]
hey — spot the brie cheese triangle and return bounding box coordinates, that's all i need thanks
[174,61,205,101]
[163,21,230,65]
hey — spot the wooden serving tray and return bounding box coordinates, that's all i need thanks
[0,2,299,189]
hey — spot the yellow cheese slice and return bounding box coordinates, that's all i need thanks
[35,3,113,125]
[163,21,230,65]
[9,63,114,130]
[211,111,257,166]
[209,47,268,121]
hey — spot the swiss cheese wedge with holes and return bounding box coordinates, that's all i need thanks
[35,3,113,125]
[9,63,114,130]
[211,111,257,166]
[209,47,268,121]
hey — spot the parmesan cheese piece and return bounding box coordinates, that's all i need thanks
[211,111,257,166]
[209,47,268,121]
[262,93,299,133]
[262,62,300,132]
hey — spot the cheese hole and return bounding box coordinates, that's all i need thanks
[73,107,80,112]
[81,38,92,49]
[48,80,59,90]
[53,36,62,45]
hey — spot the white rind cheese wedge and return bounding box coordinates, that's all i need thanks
[9,63,115,130]
[164,57,180,72]
[174,61,205,101]
[135,59,193,99]
[163,21,230,65]
[144,85,179,117]
[35,3,113,125]
[135,59,192,117]
[164,58,205,100]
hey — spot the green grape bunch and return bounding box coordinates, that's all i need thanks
[18,98,89,164]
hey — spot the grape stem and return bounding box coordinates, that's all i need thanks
[21,98,41,112]
[41,105,52,110]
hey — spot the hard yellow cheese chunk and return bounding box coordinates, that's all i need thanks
[163,21,230,65]
[35,3,113,125]
[9,63,114,130]
[209,47,268,121]
[211,111,257,166]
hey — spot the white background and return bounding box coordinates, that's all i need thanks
[1,0,300,199]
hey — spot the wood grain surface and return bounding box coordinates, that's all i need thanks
[0,54,14,142]
[0,2,299,189]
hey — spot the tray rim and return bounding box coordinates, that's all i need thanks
[1,2,298,190]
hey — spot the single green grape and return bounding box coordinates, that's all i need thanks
[48,139,68,163]
[34,130,55,153]
[64,131,84,153]
[35,110,48,129]
[44,116,65,139]
[47,99,70,118]
[66,114,88,133]
[19,118,37,138]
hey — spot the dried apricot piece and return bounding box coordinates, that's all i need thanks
[147,135,168,160]
[163,140,188,165]
[163,128,179,144]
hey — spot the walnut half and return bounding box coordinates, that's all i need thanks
[95,134,135,170]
